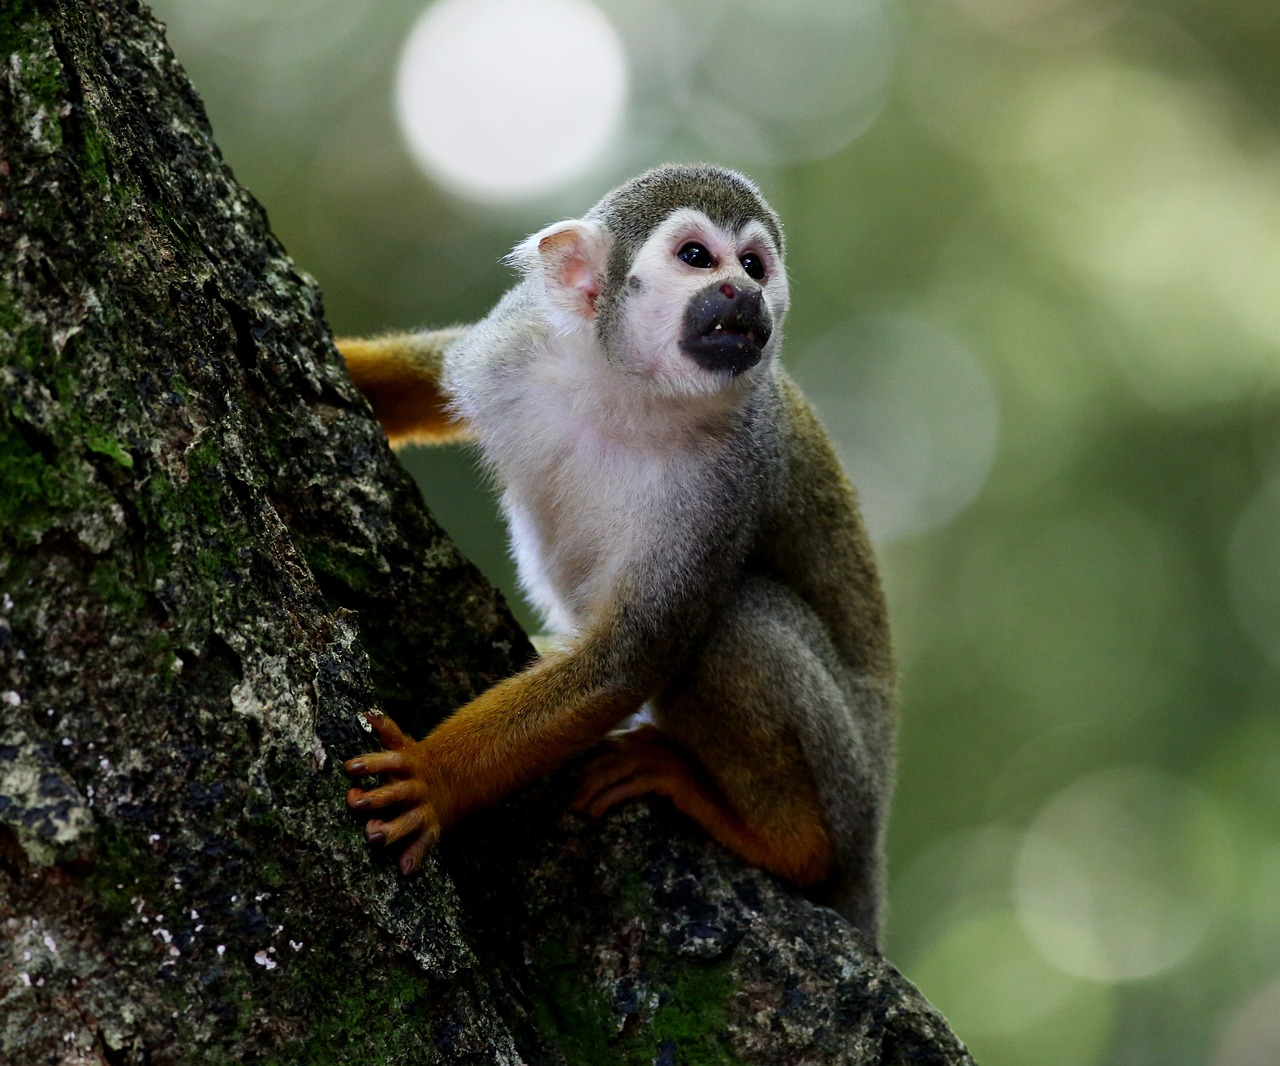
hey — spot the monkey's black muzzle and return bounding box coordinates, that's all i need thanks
[680,280,773,376]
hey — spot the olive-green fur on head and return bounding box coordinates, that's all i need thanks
[588,164,784,363]
[587,163,784,264]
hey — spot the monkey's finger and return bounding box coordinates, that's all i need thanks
[343,750,407,777]
[364,710,415,750]
[398,824,440,876]
[348,779,424,812]
[379,805,428,847]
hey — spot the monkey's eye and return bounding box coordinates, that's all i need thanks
[740,252,767,281]
[677,242,716,269]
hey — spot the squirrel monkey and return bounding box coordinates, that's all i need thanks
[339,164,896,942]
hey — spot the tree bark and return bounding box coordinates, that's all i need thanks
[0,2,974,1063]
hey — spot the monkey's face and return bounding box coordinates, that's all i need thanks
[608,208,789,396]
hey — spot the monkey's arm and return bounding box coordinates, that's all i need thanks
[344,636,644,873]
[343,481,750,873]
[337,328,472,446]
[343,606,693,874]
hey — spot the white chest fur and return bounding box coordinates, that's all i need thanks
[456,333,726,635]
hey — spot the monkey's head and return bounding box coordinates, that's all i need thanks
[509,164,790,397]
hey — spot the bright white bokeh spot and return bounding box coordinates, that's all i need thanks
[1014,767,1234,982]
[395,0,628,202]
[797,313,999,542]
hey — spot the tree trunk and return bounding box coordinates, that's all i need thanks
[0,2,973,1062]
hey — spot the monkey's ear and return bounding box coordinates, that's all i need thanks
[508,220,612,326]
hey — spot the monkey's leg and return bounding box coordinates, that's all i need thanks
[337,328,472,446]
[576,576,888,935]
[575,577,847,889]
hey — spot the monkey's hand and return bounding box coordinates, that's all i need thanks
[571,725,707,818]
[344,711,454,875]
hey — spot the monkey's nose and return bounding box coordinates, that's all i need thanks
[679,280,773,376]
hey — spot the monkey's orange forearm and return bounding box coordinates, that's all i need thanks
[403,650,644,823]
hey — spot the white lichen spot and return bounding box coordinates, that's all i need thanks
[20,972,30,987]
[253,950,277,970]
[3,592,13,610]
[42,934,57,955]
[195,924,204,933]
[60,737,71,746]
[169,947,181,958]
[147,833,161,844]
[289,940,303,952]
[217,945,226,957]
[22,950,32,962]
[98,757,111,770]
[156,928,172,944]
[190,909,199,920]
[2,691,20,706]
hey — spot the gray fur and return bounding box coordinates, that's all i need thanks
[444,165,895,943]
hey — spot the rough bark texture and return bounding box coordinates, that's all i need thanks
[0,2,974,1063]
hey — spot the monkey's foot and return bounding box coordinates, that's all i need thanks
[571,724,702,818]
[344,711,446,875]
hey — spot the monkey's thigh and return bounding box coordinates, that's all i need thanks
[653,575,854,844]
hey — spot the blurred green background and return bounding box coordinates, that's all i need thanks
[148,0,1280,1061]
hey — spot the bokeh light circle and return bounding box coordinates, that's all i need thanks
[797,313,999,542]
[395,0,628,202]
[1014,767,1233,982]
[911,908,1115,1065]
[663,0,894,165]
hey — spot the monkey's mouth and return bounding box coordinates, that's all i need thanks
[680,281,773,376]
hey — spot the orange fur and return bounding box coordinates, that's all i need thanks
[572,725,834,886]
[338,334,471,446]
[345,641,644,871]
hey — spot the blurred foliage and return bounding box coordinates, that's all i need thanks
[149,0,1280,1062]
